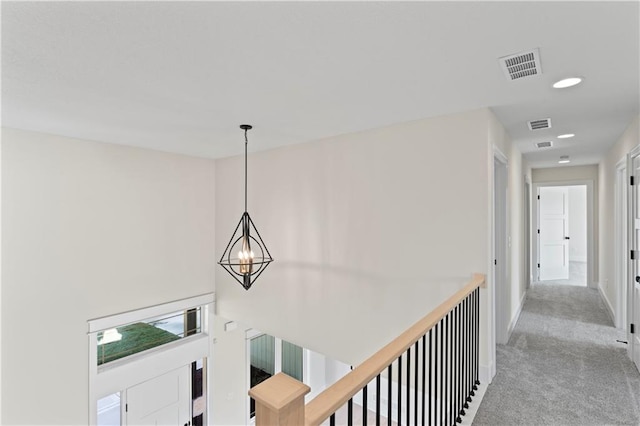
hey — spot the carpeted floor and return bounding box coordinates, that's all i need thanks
[537,261,587,287]
[474,283,640,425]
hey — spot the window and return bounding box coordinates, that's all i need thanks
[282,340,303,381]
[97,392,121,426]
[97,307,202,365]
[248,332,304,419]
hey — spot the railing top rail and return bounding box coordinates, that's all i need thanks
[304,273,486,426]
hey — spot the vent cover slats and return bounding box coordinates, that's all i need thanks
[499,48,542,81]
[528,118,552,131]
[535,141,553,149]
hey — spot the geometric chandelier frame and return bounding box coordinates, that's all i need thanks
[217,125,273,290]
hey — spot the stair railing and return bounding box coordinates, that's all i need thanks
[249,273,486,426]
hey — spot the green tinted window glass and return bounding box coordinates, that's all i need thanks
[282,340,303,381]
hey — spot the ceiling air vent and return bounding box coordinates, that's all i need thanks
[528,118,552,131]
[535,141,553,149]
[499,48,542,81]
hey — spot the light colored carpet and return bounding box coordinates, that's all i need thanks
[536,261,587,287]
[474,283,640,425]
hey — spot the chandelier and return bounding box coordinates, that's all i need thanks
[218,125,273,290]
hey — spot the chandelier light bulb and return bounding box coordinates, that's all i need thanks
[239,237,253,274]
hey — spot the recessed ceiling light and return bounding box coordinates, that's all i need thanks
[558,155,571,164]
[553,77,583,89]
[557,134,575,139]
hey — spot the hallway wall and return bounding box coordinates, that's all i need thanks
[599,115,640,318]
[532,165,599,184]
[1,128,216,425]
[490,113,529,343]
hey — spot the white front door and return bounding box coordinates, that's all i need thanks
[126,365,191,426]
[539,186,570,281]
[630,152,640,372]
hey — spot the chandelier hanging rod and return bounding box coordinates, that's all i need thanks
[240,124,252,213]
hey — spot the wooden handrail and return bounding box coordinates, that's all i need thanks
[304,273,486,426]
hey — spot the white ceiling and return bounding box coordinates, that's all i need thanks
[2,2,639,167]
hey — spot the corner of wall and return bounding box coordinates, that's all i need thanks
[507,290,527,340]
[597,282,615,324]
[480,362,495,385]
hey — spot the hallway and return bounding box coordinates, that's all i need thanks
[474,283,640,425]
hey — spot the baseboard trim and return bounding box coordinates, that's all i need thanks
[597,282,615,324]
[507,291,527,340]
[480,362,494,385]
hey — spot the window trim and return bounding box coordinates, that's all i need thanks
[88,293,213,333]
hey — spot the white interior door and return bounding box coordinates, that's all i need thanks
[126,365,191,426]
[630,153,640,372]
[538,186,570,281]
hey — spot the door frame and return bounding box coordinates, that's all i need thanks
[626,145,640,364]
[532,180,595,288]
[524,175,532,289]
[492,148,509,347]
[615,159,628,330]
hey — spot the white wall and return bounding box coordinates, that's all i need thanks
[212,316,250,426]
[599,115,640,312]
[1,128,216,425]
[215,108,491,367]
[568,186,587,262]
[533,165,599,183]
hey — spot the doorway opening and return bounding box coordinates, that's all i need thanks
[534,183,591,287]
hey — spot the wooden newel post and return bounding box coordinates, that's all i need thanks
[249,372,311,426]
